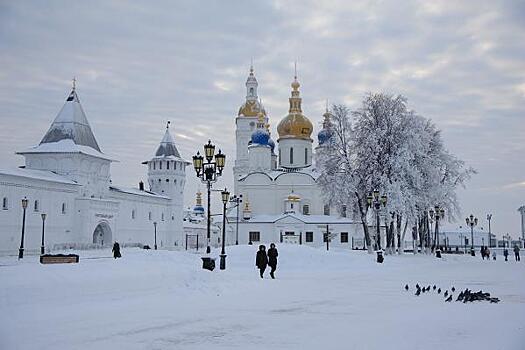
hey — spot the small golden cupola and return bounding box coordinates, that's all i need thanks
[238,64,267,118]
[277,72,313,141]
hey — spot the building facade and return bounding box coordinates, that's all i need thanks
[227,67,361,247]
[0,86,188,255]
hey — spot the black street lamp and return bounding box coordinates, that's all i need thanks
[367,190,387,251]
[40,213,47,255]
[220,188,230,270]
[18,197,28,259]
[466,214,478,256]
[430,206,445,258]
[229,194,242,245]
[192,140,226,254]
[153,221,158,250]
[486,214,492,248]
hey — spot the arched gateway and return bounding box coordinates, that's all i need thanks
[93,222,112,246]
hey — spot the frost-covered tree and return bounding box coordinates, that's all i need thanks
[317,93,475,254]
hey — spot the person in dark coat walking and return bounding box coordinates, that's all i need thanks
[504,248,509,261]
[255,245,268,278]
[267,243,278,279]
[112,241,121,259]
[514,245,521,261]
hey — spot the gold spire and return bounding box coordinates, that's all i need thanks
[276,69,313,141]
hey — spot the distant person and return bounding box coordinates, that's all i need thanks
[255,245,268,278]
[481,246,485,260]
[514,245,521,262]
[485,247,490,260]
[492,250,496,260]
[112,242,121,259]
[267,243,279,279]
[503,248,509,261]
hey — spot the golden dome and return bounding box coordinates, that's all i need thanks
[277,76,313,140]
[287,192,301,201]
[238,100,266,117]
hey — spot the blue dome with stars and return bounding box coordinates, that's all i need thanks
[251,128,270,146]
[318,128,332,145]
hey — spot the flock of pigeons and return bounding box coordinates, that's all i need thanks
[405,284,500,303]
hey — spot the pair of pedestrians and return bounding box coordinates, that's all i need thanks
[255,243,278,279]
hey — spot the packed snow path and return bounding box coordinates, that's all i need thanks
[1,245,524,350]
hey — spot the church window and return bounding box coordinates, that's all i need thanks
[131,209,136,219]
[306,232,313,242]
[341,205,347,218]
[302,205,310,215]
[249,231,260,242]
[174,179,177,186]
[324,204,330,216]
[159,161,162,170]
[340,232,349,243]
[2,197,8,210]
[167,161,170,170]
[161,213,165,221]
[249,87,254,96]
[153,162,156,170]
[290,147,294,164]
[148,212,152,221]
[34,200,39,212]
[61,202,66,214]
[304,148,308,165]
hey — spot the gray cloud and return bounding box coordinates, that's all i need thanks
[0,0,523,237]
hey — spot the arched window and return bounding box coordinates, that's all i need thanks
[341,205,347,218]
[302,205,310,215]
[290,147,294,164]
[153,162,156,170]
[304,148,308,165]
[159,161,162,170]
[61,202,67,214]
[167,161,170,170]
[2,197,8,210]
[148,212,152,220]
[34,200,39,212]
[161,213,165,221]
[249,87,254,95]
[324,204,330,216]
[131,209,136,219]
[174,179,177,185]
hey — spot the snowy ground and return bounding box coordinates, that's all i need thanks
[1,245,524,350]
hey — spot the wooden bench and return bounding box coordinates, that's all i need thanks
[40,254,80,264]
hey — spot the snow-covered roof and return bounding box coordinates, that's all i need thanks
[17,139,115,161]
[237,213,354,225]
[0,167,79,185]
[39,89,101,152]
[109,185,170,199]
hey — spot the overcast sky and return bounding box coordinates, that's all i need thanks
[0,0,524,238]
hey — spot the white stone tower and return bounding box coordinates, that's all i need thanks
[143,122,189,247]
[234,65,268,193]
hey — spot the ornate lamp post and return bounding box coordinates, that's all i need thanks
[430,206,445,257]
[229,194,242,245]
[367,190,387,251]
[40,213,47,255]
[18,197,29,259]
[465,214,478,256]
[220,188,230,270]
[486,214,492,248]
[192,140,225,254]
[153,221,158,250]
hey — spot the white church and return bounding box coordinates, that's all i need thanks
[0,85,188,255]
[225,67,361,246]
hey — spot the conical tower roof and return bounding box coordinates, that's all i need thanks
[40,87,101,152]
[155,121,181,157]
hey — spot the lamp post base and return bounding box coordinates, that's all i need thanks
[154,245,157,250]
[219,254,227,270]
[471,249,475,256]
[18,248,24,259]
[41,246,45,255]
